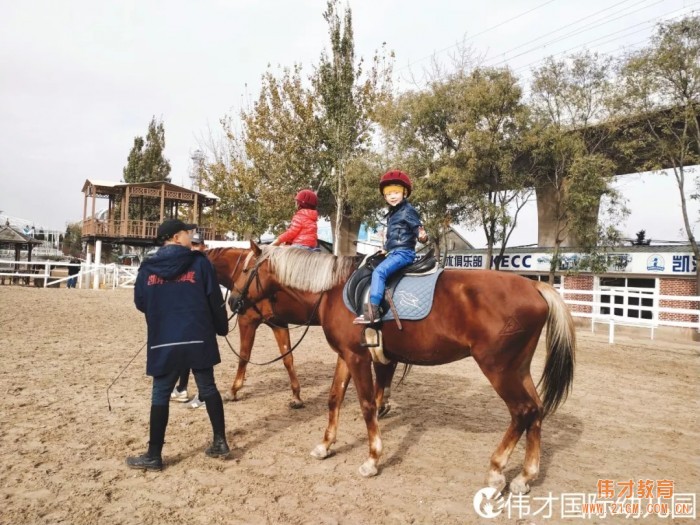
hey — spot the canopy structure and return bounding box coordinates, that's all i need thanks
[0,225,44,259]
[81,180,221,247]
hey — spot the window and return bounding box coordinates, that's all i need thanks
[598,277,656,320]
[523,274,561,288]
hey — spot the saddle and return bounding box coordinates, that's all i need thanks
[344,248,439,319]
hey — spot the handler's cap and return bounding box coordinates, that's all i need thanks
[157,219,197,241]
[191,232,203,244]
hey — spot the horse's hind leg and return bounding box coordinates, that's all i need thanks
[310,355,351,460]
[478,340,543,495]
[509,373,543,495]
[271,326,303,408]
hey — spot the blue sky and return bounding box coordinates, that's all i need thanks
[0,0,697,245]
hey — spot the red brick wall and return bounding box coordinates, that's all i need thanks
[659,278,699,323]
[563,275,594,314]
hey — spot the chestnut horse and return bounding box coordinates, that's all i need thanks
[206,247,399,414]
[230,243,576,494]
[205,247,303,407]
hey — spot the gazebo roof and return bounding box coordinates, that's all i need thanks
[81,179,219,202]
[0,225,43,246]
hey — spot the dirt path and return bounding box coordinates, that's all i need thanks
[0,286,697,524]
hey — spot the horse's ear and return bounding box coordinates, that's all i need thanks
[249,240,262,256]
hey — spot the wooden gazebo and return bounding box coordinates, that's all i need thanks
[81,180,221,247]
[0,225,44,283]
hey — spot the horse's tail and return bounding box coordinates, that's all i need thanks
[535,282,576,418]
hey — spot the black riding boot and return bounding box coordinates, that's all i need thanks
[126,404,169,471]
[353,303,381,325]
[203,391,230,458]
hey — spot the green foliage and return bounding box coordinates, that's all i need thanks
[619,16,700,278]
[381,66,533,264]
[201,1,392,250]
[123,116,172,184]
[528,51,626,280]
[62,223,83,257]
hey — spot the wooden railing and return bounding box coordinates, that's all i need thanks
[82,219,218,240]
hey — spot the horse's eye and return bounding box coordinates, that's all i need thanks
[242,268,249,274]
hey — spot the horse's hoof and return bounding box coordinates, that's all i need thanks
[509,477,530,495]
[378,403,391,419]
[310,444,330,459]
[358,460,378,477]
[225,391,240,402]
[487,471,506,494]
[289,399,304,409]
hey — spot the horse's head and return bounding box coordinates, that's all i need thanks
[205,246,253,289]
[226,241,279,314]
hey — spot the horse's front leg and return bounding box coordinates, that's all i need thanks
[310,355,350,460]
[230,319,258,401]
[373,361,397,418]
[346,351,382,477]
[270,325,303,408]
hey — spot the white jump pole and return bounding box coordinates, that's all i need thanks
[93,240,102,290]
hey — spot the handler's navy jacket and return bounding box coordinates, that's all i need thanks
[384,200,423,252]
[135,244,228,377]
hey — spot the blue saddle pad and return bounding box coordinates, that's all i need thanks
[343,268,443,321]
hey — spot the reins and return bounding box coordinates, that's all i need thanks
[222,291,323,366]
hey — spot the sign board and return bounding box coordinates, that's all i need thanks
[442,251,697,276]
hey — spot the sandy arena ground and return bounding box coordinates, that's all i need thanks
[0,286,698,524]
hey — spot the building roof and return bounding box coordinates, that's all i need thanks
[81,179,220,201]
[0,225,43,246]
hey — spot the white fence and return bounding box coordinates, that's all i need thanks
[559,287,700,343]
[0,259,138,289]
[2,260,698,342]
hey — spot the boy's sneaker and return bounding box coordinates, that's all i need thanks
[170,388,189,402]
[188,396,206,409]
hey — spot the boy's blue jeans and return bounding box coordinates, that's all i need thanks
[369,249,416,305]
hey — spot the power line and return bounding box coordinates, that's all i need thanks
[395,0,559,73]
[513,5,699,75]
[487,0,668,68]
[484,0,647,66]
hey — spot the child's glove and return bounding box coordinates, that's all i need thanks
[418,227,429,243]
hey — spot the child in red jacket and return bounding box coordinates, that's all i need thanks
[271,189,319,250]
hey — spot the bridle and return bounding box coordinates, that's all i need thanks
[227,251,267,318]
[222,248,323,366]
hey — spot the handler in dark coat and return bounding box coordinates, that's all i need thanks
[126,219,230,471]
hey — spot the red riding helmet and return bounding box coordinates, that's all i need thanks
[295,189,318,209]
[379,170,412,198]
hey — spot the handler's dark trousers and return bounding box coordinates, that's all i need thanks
[148,367,226,454]
[152,367,218,405]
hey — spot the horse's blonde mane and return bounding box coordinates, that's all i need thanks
[261,246,356,293]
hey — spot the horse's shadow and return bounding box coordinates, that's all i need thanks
[167,362,583,478]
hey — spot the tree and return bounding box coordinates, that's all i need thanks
[381,67,533,267]
[314,0,393,254]
[202,1,391,251]
[123,116,171,183]
[633,229,652,246]
[529,51,626,283]
[62,223,83,257]
[455,68,533,269]
[619,16,700,293]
